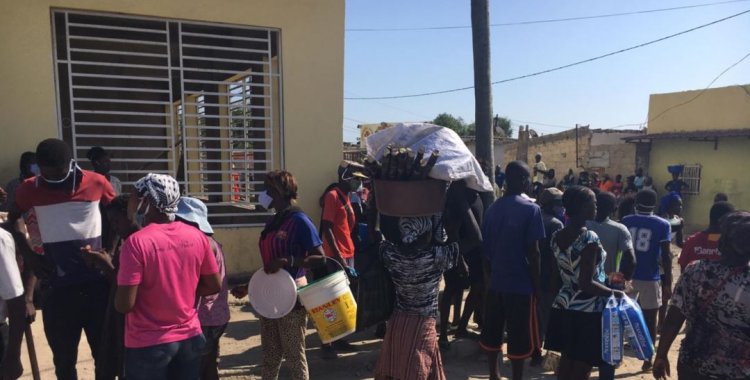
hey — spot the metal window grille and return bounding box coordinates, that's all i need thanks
[682,165,701,195]
[51,9,282,226]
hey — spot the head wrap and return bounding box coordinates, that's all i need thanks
[399,216,432,244]
[719,211,750,259]
[134,173,181,215]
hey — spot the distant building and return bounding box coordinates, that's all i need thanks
[502,126,644,179]
[624,84,750,232]
[461,136,509,167]
[343,142,365,161]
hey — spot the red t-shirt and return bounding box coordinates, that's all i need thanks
[678,231,721,270]
[118,221,218,348]
[321,187,356,259]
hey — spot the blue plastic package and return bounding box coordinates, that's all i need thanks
[620,295,654,360]
[602,294,623,365]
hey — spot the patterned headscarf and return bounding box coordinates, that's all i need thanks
[134,173,181,215]
[399,216,432,244]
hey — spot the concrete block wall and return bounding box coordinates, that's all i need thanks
[588,143,637,178]
[502,143,518,167]
[499,128,642,179]
[528,133,589,177]
[503,128,591,177]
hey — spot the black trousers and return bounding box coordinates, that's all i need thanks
[43,280,110,380]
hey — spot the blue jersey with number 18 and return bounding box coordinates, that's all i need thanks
[621,214,671,281]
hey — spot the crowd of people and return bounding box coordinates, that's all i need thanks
[0,138,747,380]
[510,152,684,203]
[0,139,229,380]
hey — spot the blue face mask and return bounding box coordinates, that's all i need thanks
[134,198,150,228]
[29,164,40,176]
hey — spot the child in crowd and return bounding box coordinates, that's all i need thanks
[176,197,230,380]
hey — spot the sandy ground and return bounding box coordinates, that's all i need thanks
[18,247,684,380]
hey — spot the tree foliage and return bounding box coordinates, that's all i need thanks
[432,113,467,136]
[432,113,514,138]
[493,115,513,138]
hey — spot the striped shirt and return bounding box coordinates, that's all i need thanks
[14,170,115,287]
[380,241,459,318]
[259,211,321,280]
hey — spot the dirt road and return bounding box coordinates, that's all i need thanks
[19,247,684,379]
[19,301,681,380]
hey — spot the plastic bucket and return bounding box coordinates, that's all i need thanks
[297,270,358,344]
[667,165,684,175]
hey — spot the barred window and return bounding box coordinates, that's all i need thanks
[51,9,282,226]
[682,165,701,195]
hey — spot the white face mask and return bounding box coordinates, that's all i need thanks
[258,191,274,211]
[41,159,75,184]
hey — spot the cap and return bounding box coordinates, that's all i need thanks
[338,160,369,180]
[176,196,214,234]
[539,188,563,206]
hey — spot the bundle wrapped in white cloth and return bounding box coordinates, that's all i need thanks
[365,123,494,192]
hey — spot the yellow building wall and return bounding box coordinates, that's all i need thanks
[0,0,345,276]
[646,84,750,233]
[648,138,750,232]
[648,85,750,134]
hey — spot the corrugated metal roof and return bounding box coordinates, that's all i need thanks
[623,128,750,142]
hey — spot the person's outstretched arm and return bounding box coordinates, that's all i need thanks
[652,306,685,379]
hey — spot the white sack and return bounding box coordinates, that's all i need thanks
[365,123,494,192]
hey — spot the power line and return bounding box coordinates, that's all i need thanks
[510,119,572,129]
[345,91,432,119]
[346,50,750,133]
[641,50,750,126]
[513,51,750,131]
[345,9,750,100]
[608,50,750,129]
[508,50,750,132]
[347,0,750,32]
[344,117,366,124]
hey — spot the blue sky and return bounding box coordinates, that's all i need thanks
[342,0,750,142]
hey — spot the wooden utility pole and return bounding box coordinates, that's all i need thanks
[471,0,494,206]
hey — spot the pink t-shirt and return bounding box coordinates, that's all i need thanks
[118,221,218,348]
